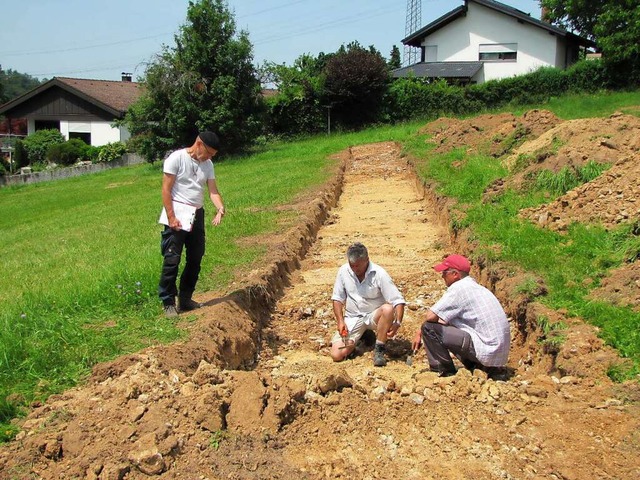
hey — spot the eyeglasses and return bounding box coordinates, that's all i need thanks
[201,143,218,158]
[442,269,458,276]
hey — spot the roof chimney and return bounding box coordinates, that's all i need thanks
[121,72,132,82]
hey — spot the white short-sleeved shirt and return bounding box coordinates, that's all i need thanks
[163,149,215,208]
[431,276,510,366]
[331,261,405,318]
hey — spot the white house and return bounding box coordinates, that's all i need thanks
[0,75,142,146]
[394,0,596,84]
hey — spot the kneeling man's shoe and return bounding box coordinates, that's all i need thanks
[485,366,508,381]
[373,346,387,367]
[179,298,202,312]
[431,368,456,378]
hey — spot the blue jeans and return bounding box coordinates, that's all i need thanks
[158,208,205,305]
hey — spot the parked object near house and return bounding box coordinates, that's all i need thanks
[394,0,596,85]
[0,74,142,146]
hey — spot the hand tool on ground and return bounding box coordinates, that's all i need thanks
[406,349,418,366]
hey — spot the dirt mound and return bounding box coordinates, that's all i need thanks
[1,131,639,479]
[588,259,640,311]
[421,109,562,157]
[519,152,640,231]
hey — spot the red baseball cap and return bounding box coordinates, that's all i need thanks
[433,254,471,273]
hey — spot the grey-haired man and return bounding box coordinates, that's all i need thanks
[330,242,405,366]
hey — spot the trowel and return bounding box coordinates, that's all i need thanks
[406,349,417,366]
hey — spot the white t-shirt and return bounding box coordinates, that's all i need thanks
[331,261,405,318]
[163,149,215,208]
[431,276,510,366]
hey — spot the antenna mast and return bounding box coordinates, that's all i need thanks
[404,0,422,66]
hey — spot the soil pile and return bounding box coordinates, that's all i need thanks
[1,118,639,479]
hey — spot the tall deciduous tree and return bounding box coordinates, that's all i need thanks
[0,67,42,104]
[0,67,5,105]
[542,0,640,83]
[322,42,390,129]
[125,0,263,161]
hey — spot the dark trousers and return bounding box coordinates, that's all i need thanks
[158,208,205,305]
[421,321,479,373]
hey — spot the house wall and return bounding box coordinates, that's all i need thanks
[28,118,128,146]
[422,2,563,81]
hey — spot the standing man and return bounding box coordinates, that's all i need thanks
[158,131,225,317]
[330,242,406,367]
[412,254,510,378]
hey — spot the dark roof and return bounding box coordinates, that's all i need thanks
[261,88,278,98]
[0,77,143,117]
[403,0,596,48]
[392,62,484,79]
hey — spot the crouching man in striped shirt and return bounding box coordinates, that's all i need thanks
[412,254,510,379]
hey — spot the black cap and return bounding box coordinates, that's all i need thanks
[199,131,220,150]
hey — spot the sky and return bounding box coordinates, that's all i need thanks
[0,0,543,82]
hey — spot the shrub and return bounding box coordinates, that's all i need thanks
[86,145,101,162]
[383,78,470,122]
[13,140,28,170]
[266,95,325,136]
[46,139,90,166]
[22,129,65,165]
[566,59,610,92]
[97,142,127,163]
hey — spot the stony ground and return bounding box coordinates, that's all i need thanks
[1,112,639,480]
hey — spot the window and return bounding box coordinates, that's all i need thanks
[69,132,91,144]
[424,45,437,62]
[479,43,517,62]
[35,120,60,131]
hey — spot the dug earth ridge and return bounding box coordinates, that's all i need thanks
[1,113,639,479]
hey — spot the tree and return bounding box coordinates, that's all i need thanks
[595,3,640,80]
[388,45,402,70]
[0,67,4,104]
[259,54,328,135]
[0,67,43,103]
[21,129,65,165]
[322,42,390,129]
[541,0,640,84]
[125,0,263,161]
[541,0,601,40]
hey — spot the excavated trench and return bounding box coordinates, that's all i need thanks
[2,141,638,480]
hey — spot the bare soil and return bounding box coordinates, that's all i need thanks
[1,113,639,480]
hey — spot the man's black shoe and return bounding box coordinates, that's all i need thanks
[178,298,202,312]
[163,304,179,318]
[431,368,456,378]
[485,366,509,381]
[461,358,480,372]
